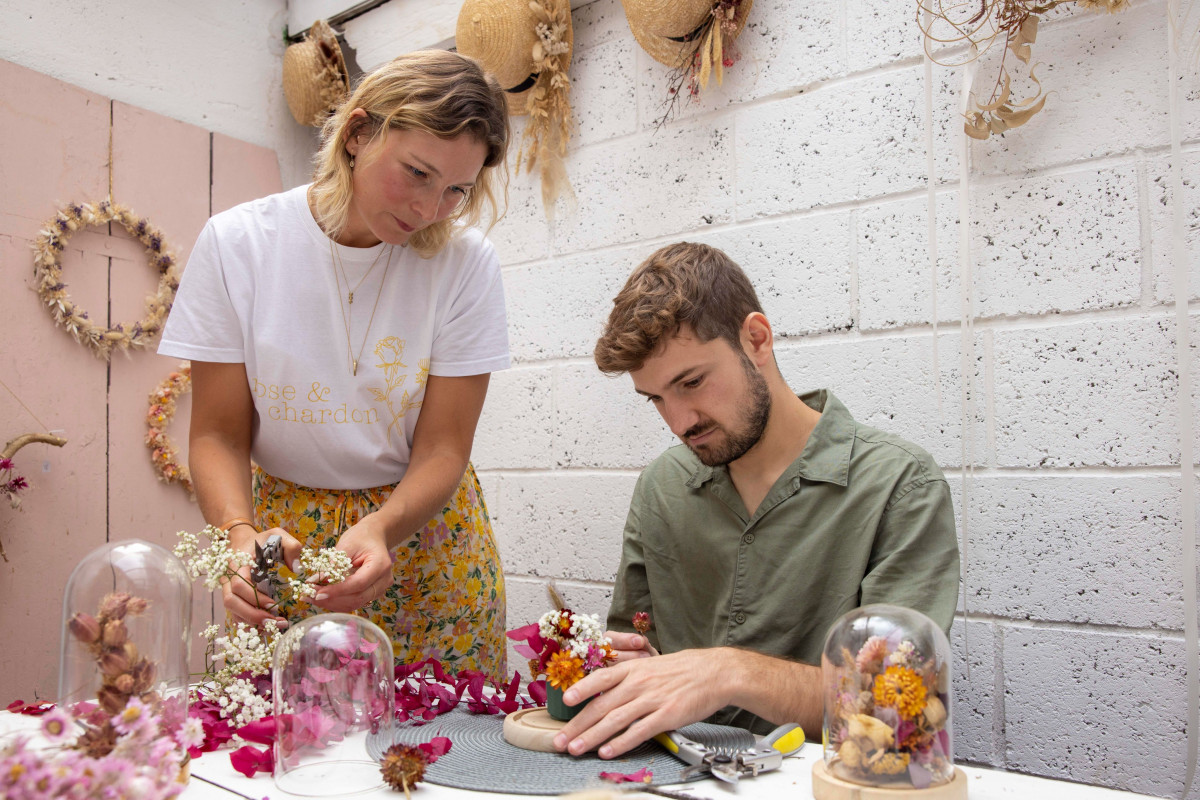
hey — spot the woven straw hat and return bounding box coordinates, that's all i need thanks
[456,0,574,115]
[283,19,350,127]
[621,0,753,68]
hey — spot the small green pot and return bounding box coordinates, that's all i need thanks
[546,685,590,721]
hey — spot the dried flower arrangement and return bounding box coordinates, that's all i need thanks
[174,524,352,610]
[655,0,749,128]
[0,592,195,799]
[918,0,1130,139]
[146,362,194,498]
[508,609,616,693]
[31,200,180,358]
[516,0,575,215]
[826,635,952,788]
[172,525,352,738]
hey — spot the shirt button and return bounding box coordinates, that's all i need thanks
[734,612,746,624]
[742,533,754,544]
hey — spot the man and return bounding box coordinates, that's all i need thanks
[553,242,959,760]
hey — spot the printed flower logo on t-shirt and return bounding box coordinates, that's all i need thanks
[370,336,424,445]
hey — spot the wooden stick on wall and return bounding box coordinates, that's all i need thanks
[2,432,67,461]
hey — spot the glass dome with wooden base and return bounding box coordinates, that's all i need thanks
[813,604,967,800]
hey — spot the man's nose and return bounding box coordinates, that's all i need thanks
[661,399,699,438]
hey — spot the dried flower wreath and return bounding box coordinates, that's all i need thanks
[32,200,180,358]
[517,0,575,214]
[147,362,194,498]
[918,0,1129,139]
[655,0,749,128]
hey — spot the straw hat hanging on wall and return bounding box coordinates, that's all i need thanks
[457,0,575,218]
[622,0,752,75]
[283,19,350,127]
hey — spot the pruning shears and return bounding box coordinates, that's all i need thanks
[654,722,806,784]
[251,534,283,601]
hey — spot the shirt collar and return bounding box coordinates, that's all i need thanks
[684,389,854,489]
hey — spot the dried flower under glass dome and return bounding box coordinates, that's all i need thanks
[818,604,963,795]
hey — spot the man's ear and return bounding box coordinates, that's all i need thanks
[741,312,774,366]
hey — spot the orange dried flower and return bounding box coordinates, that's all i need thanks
[545,650,585,690]
[872,665,927,720]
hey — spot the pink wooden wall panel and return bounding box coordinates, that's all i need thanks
[0,58,283,702]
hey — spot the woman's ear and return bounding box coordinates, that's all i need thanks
[344,108,369,157]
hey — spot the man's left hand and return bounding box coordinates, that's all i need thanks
[552,647,737,759]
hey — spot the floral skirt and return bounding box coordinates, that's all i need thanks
[252,463,507,682]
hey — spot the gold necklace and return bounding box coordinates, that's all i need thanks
[330,239,395,376]
[330,240,388,306]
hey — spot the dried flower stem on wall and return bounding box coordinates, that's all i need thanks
[918,0,1129,139]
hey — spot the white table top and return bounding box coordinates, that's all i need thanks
[185,731,1154,800]
[2,710,1154,800]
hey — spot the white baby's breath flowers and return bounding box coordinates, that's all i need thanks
[537,609,610,658]
[174,525,253,591]
[286,548,354,600]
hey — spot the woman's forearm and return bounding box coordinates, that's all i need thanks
[368,445,469,550]
[190,431,255,530]
[188,361,257,536]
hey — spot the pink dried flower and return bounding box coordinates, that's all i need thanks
[855,636,888,673]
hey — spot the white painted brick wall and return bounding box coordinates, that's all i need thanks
[469,0,1200,795]
[1002,627,1190,797]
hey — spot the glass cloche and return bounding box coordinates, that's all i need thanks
[818,604,957,793]
[272,613,395,796]
[58,539,192,731]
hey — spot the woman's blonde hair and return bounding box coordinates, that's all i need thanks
[309,50,510,257]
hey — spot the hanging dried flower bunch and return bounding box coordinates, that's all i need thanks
[918,0,1129,139]
[655,0,749,128]
[517,0,575,216]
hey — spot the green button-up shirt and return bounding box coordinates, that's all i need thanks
[607,390,959,732]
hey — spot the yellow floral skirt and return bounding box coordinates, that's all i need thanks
[252,463,507,682]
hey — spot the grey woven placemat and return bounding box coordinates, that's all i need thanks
[365,707,755,795]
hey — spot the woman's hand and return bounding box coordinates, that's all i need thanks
[313,514,396,612]
[222,525,303,628]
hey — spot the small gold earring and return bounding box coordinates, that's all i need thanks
[349,155,355,169]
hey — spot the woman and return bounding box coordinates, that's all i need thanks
[159,50,512,680]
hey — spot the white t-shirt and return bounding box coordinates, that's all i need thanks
[159,185,510,490]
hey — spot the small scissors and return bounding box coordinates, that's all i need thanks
[251,534,283,601]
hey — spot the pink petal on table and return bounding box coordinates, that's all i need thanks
[599,767,653,783]
[418,736,452,763]
[235,716,277,746]
[230,744,274,777]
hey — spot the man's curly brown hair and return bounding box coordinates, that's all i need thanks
[593,242,764,375]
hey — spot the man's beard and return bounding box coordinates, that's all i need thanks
[683,357,772,467]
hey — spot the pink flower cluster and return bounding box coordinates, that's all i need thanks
[0,702,188,800]
[395,657,545,722]
[1,456,28,510]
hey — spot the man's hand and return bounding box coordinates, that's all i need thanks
[223,526,303,628]
[608,631,658,663]
[313,514,396,612]
[552,648,736,759]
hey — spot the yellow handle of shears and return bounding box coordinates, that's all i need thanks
[762,722,806,756]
